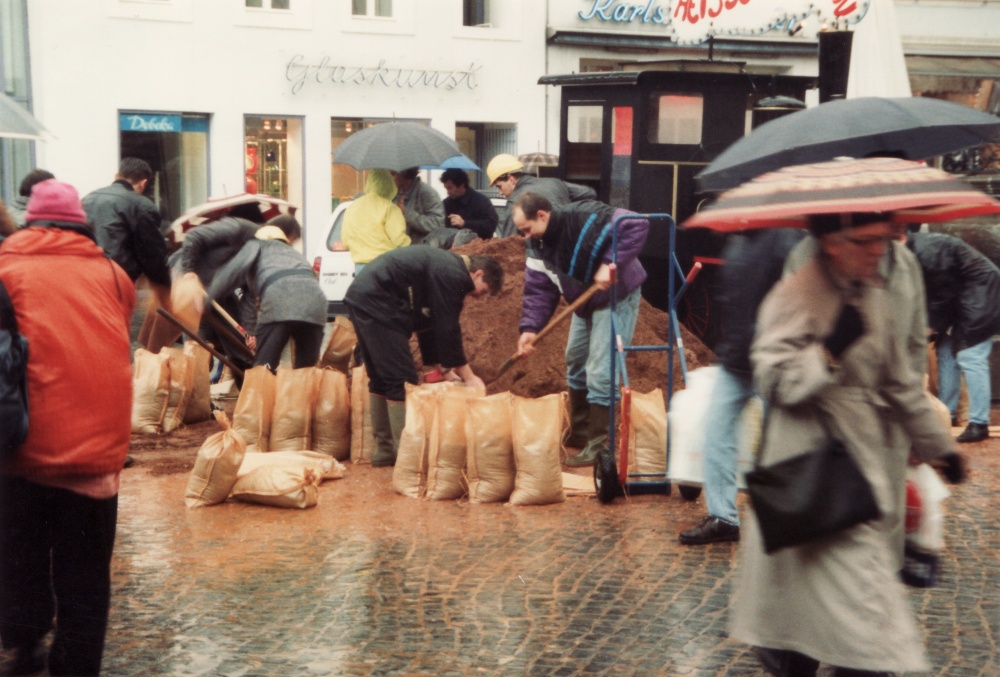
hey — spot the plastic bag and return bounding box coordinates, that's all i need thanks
[901,462,951,588]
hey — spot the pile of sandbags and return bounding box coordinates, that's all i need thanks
[392,384,571,506]
[131,342,213,434]
[185,410,346,510]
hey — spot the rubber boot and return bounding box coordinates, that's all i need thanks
[563,388,589,449]
[386,399,406,460]
[566,404,610,467]
[369,394,395,467]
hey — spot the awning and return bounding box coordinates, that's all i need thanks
[906,55,1000,94]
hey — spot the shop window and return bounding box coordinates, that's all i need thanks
[244,116,303,210]
[245,0,290,9]
[352,0,392,17]
[647,93,703,145]
[463,0,489,26]
[119,112,209,226]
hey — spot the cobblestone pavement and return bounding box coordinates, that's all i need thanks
[3,424,998,676]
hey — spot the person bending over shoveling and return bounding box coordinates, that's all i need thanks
[512,192,650,468]
[344,247,503,467]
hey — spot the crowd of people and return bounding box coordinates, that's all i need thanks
[0,147,993,676]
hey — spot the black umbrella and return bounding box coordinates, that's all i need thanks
[333,121,461,172]
[696,97,1000,193]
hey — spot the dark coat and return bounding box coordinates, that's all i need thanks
[714,229,806,374]
[81,180,170,286]
[442,188,499,239]
[168,217,259,286]
[344,247,473,369]
[498,176,596,237]
[907,232,1000,350]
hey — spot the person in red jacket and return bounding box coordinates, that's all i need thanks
[0,179,136,676]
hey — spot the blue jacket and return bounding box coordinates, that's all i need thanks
[520,201,648,334]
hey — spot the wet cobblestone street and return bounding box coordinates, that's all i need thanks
[87,429,1000,676]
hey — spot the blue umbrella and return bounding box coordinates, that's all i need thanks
[421,153,481,171]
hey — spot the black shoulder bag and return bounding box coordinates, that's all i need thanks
[745,402,881,555]
[0,280,29,458]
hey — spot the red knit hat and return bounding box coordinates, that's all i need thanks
[25,179,89,226]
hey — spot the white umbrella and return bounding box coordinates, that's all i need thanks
[847,0,912,99]
[0,91,49,141]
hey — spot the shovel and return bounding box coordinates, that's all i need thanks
[495,283,603,378]
[156,307,246,379]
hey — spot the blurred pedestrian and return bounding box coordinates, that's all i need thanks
[678,228,805,545]
[7,169,55,228]
[733,212,965,677]
[391,167,445,244]
[205,222,326,372]
[905,230,1000,443]
[345,247,502,466]
[512,192,649,468]
[487,154,595,237]
[342,169,409,268]
[0,179,136,676]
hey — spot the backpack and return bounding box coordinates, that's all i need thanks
[0,280,29,458]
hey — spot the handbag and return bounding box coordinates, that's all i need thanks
[745,403,880,554]
[0,279,29,459]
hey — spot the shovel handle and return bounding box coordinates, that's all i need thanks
[155,307,246,379]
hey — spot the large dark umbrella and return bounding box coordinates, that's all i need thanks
[168,193,296,242]
[683,157,1000,232]
[0,91,49,140]
[696,97,1000,193]
[333,121,461,172]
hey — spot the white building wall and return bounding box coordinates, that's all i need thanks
[26,0,548,234]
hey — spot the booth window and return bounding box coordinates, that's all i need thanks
[463,0,489,26]
[119,112,208,226]
[565,104,603,185]
[352,0,392,17]
[647,93,703,145]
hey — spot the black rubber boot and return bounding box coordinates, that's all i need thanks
[369,394,395,467]
[386,399,406,460]
[566,404,610,467]
[563,388,589,449]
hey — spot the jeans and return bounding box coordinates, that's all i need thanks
[702,367,754,526]
[565,287,641,408]
[937,335,992,425]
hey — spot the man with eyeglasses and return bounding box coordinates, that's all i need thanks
[486,154,595,237]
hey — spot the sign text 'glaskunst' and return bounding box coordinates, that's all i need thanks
[286,56,480,95]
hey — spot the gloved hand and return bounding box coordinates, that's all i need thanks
[824,304,865,359]
[934,452,967,484]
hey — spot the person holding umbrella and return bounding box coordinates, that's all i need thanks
[391,167,445,244]
[684,157,995,677]
[341,168,409,267]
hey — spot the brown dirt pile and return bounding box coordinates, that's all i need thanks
[425,237,714,397]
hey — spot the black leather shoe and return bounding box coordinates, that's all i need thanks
[9,644,46,676]
[678,516,740,545]
[123,455,135,469]
[956,422,989,443]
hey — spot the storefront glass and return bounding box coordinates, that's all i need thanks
[119,112,209,225]
[244,115,304,210]
[0,0,33,203]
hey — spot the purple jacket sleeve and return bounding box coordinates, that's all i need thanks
[602,209,649,266]
[519,266,562,334]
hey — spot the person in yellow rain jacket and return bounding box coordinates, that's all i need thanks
[342,169,410,269]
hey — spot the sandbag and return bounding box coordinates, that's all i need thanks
[269,366,321,451]
[236,449,346,482]
[161,347,194,434]
[466,392,515,503]
[626,389,667,476]
[229,464,320,509]
[927,391,952,433]
[666,366,718,487]
[185,410,247,508]
[170,273,206,333]
[392,383,436,498]
[183,341,213,424]
[319,316,357,373]
[311,368,351,460]
[350,365,376,463]
[137,288,182,354]
[510,393,566,506]
[232,366,277,452]
[131,348,171,434]
[425,385,485,501]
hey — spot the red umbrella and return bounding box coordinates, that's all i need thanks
[168,193,296,242]
[683,157,1000,232]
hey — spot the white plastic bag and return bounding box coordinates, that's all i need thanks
[666,366,719,487]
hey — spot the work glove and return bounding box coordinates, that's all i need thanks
[824,304,865,359]
[934,452,967,485]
